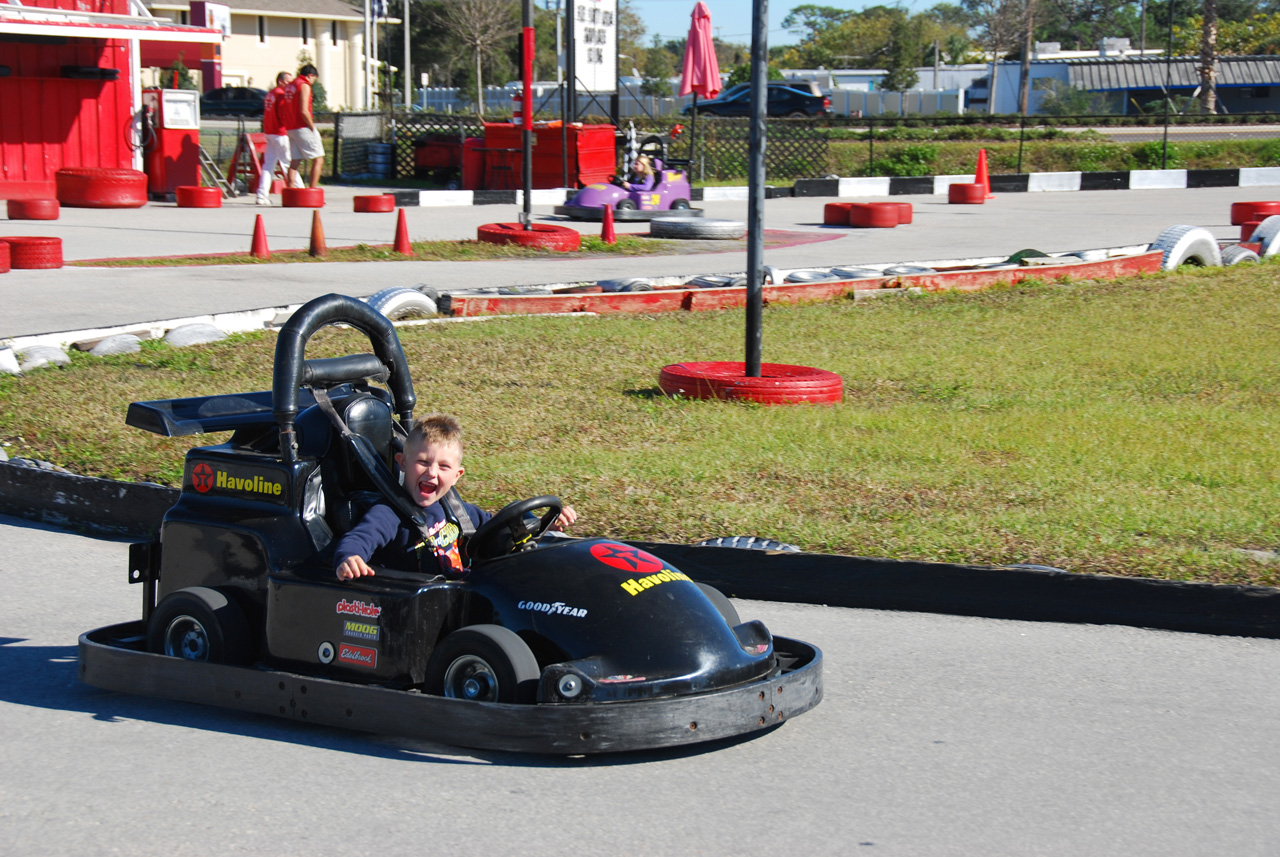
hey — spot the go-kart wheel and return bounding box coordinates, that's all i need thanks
[786,110,809,119]
[424,625,540,703]
[697,583,741,628]
[670,198,690,210]
[467,495,563,562]
[616,200,637,211]
[147,587,252,664]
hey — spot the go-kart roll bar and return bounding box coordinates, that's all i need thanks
[273,294,417,462]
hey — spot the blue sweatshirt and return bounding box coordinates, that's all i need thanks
[333,499,491,577]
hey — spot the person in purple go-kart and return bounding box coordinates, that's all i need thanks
[621,155,656,191]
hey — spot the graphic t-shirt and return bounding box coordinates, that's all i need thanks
[333,499,491,577]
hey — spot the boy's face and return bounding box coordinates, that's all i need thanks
[395,438,464,508]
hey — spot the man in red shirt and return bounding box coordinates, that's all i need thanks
[284,64,325,189]
[256,71,294,205]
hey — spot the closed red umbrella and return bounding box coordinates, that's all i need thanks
[679,1,720,179]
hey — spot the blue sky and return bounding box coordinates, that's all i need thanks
[627,0,822,51]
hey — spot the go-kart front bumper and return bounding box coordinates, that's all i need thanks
[553,204,705,222]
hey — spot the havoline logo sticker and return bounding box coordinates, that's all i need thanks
[186,461,288,504]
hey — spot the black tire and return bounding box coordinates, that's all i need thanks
[147,587,252,664]
[786,110,808,119]
[424,625,540,704]
[697,583,741,627]
[695,536,801,552]
[670,198,690,210]
[616,200,637,211]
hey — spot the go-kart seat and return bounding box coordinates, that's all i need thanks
[298,389,400,537]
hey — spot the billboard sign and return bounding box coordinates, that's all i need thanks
[573,0,616,92]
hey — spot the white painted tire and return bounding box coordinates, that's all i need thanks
[365,287,438,320]
[1221,244,1261,266]
[1246,214,1280,257]
[1150,225,1222,270]
[688,274,747,289]
[784,269,840,283]
[883,265,936,275]
[831,267,883,280]
[650,217,747,240]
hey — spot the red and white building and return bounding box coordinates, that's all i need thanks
[0,0,221,199]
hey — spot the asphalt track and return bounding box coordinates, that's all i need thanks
[4,516,1280,856]
[0,183,1261,338]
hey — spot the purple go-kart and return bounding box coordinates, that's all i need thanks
[555,135,705,222]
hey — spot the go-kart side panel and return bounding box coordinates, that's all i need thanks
[265,571,470,686]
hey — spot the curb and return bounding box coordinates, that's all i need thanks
[391,167,1280,207]
[4,461,1278,640]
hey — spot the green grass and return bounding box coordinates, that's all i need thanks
[3,264,1278,585]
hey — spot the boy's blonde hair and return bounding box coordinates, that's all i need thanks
[405,413,463,456]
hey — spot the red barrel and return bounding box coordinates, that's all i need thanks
[6,199,60,220]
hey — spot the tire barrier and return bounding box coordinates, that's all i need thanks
[890,202,913,224]
[848,202,898,228]
[282,187,325,208]
[1245,215,1280,257]
[948,182,986,204]
[882,264,936,275]
[599,277,653,292]
[476,222,582,251]
[784,270,841,283]
[0,236,63,269]
[831,266,883,280]
[364,287,438,319]
[354,194,396,213]
[649,217,747,240]
[0,240,8,274]
[1149,225,1222,269]
[175,186,222,208]
[6,198,59,220]
[823,202,854,225]
[659,361,844,405]
[1221,245,1261,266]
[688,274,748,289]
[55,167,147,208]
[1241,221,1261,242]
[1229,200,1280,226]
[695,536,802,552]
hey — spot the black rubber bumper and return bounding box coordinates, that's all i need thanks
[79,622,822,754]
[553,205,706,222]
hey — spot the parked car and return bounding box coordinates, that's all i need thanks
[200,86,268,118]
[682,80,831,118]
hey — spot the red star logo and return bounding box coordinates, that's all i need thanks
[589,543,664,574]
[191,462,215,493]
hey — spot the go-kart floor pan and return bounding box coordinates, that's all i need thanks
[79,622,822,755]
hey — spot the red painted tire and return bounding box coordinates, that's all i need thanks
[0,240,9,273]
[55,167,147,208]
[1241,221,1262,242]
[560,285,603,293]
[890,201,913,224]
[282,187,325,208]
[354,194,396,213]
[849,202,898,228]
[6,198,60,220]
[477,222,582,251]
[823,202,854,226]
[659,361,844,405]
[1230,201,1280,226]
[948,182,986,204]
[0,236,63,269]
[175,186,222,208]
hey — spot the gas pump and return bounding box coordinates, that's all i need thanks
[141,88,202,201]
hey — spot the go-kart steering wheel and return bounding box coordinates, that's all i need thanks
[468,496,563,563]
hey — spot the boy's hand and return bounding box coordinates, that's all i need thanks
[551,505,578,531]
[337,555,375,580]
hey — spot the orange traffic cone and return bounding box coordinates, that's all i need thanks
[601,204,616,245]
[393,208,412,254]
[250,214,270,259]
[975,149,994,199]
[309,210,327,257]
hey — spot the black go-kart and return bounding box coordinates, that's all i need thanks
[78,294,822,754]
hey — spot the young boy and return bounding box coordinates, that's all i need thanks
[334,413,576,580]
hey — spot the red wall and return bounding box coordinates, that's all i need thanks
[0,37,134,195]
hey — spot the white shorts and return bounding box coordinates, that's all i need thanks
[287,127,325,160]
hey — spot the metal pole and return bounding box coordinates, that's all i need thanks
[565,0,576,121]
[745,0,767,377]
[1162,0,1175,168]
[363,0,371,109]
[521,1,534,228]
[403,0,410,109]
